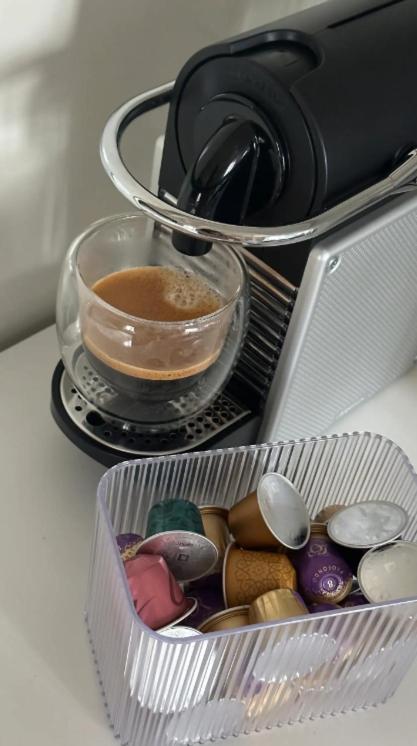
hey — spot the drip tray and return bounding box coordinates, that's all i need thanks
[56,364,251,457]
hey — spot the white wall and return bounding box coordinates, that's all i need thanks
[0,0,322,350]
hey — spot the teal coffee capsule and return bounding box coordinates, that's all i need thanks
[141,499,218,582]
[147,499,204,537]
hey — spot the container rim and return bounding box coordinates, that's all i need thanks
[98,430,417,479]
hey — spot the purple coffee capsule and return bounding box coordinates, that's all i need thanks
[116,533,143,562]
[340,592,368,608]
[186,573,225,629]
[295,524,353,604]
[309,602,340,613]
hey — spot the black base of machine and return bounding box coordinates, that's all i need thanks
[50,361,261,467]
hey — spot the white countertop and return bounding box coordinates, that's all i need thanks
[1,325,416,745]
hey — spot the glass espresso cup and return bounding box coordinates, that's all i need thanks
[61,214,246,412]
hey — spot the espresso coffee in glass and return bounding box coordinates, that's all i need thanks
[75,215,244,402]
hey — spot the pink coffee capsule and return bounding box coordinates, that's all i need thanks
[125,553,194,630]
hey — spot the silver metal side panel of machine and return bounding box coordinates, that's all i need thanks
[261,192,417,441]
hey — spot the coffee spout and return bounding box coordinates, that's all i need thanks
[172,119,269,256]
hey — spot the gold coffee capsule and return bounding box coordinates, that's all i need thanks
[310,521,329,536]
[228,490,276,547]
[223,543,297,607]
[248,588,309,625]
[198,605,250,633]
[228,473,310,550]
[314,504,345,524]
[199,505,230,573]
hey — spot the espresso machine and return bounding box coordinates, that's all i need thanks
[52,0,417,465]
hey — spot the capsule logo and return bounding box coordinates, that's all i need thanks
[307,540,328,558]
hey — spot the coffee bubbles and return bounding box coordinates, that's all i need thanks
[91,266,223,323]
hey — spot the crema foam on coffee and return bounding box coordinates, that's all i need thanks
[91,266,222,322]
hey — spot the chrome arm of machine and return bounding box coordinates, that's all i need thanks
[101,81,417,248]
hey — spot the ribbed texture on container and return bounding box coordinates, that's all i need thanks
[86,433,417,745]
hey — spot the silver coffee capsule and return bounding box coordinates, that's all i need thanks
[252,632,337,684]
[299,637,417,705]
[327,500,408,549]
[257,472,311,549]
[157,599,198,632]
[138,530,218,582]
[358,540,417,603]
[159,625,203,638]
[129,623,216,713]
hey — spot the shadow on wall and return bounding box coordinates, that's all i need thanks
[0,0,319,352]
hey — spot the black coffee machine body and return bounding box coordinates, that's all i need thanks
[52,0,417,465]
[159,0,417,283]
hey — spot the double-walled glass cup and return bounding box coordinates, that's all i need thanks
[57,214,248,427]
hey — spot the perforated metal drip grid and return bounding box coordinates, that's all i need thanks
[60,365,249,456]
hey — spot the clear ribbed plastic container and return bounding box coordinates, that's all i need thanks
[86,433,417,745]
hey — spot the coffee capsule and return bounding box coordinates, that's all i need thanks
[159,626,203,638]
[223,543,297,607]
[252,633,337,684]
[314,504,345,524]
[309,602,341,613]
[308,522,364,578]
[199,605,250,633]
[130,620,217,714]
[295,524,353,604]
[248,589,309,625]
[337,639,417,698]
[199,505,230,572]
[138,530,218,582]
[125,554,196,630]
[116,532,143,561]
[245,680,295,719]
[340,592,368,608]
[304,638,417,704]
[327,500,408,549]
[141,499,218,581]
[310,521,328,534]
[147,499,204,536]
[228,472,310,550]
[186,573,225,629]
[358,540,417,603]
